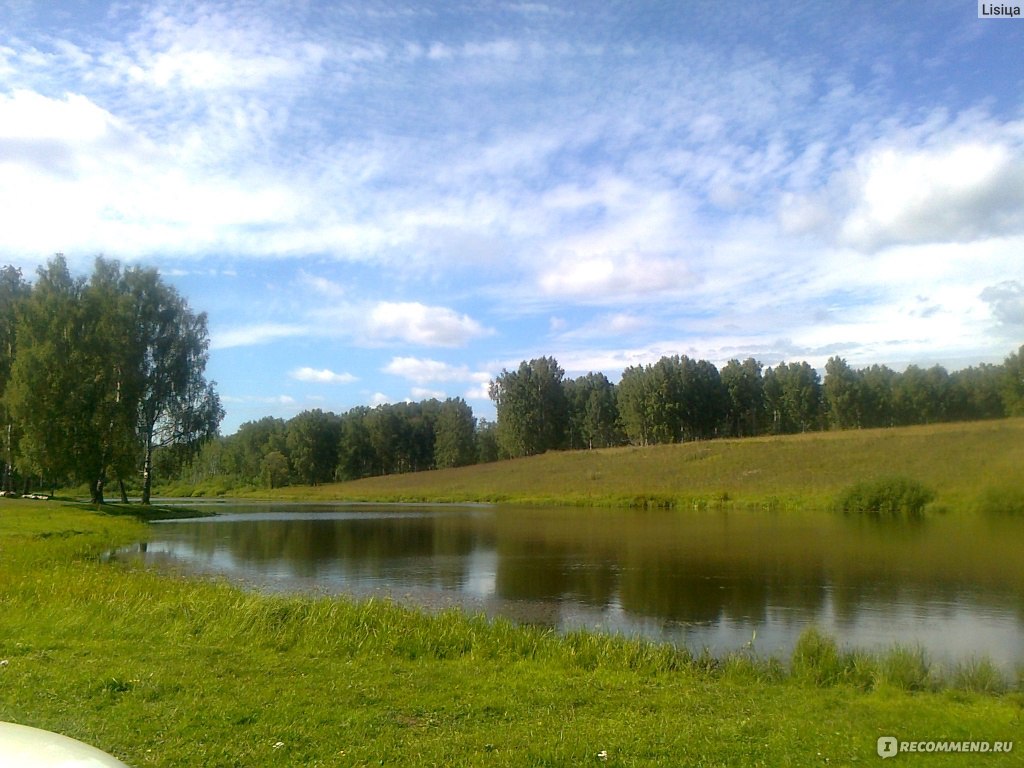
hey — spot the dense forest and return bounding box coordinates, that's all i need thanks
[168,342,1024,494]
[0,257,222,502]
[3,258,1023,497]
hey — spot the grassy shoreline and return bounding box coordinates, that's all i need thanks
[163,419,1024,513]
[1,499,1022,766]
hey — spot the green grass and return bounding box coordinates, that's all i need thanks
[1,499,1022,766]
[244,419,1024,513]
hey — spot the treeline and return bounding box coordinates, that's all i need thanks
[170,399,495,491]
[173,344,1024,493]
[489,350,1024,457]
[9,257,1020,498]
[0,257,222,503]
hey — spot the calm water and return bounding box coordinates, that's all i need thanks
[128,502,1024,670]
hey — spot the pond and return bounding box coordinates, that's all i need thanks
[126,502,1024,671]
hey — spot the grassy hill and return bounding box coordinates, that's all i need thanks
[258,418,1024,511]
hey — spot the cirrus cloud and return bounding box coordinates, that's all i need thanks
[211,322,309,350]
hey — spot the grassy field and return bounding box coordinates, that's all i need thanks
[1,500,1022,766]
[251,418,1024,511]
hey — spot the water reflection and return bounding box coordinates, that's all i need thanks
[130,503,1024,670]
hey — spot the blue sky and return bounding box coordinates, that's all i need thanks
[1,0,1022,434]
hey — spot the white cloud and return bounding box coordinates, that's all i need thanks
[0,87,309,258]
[221,394,297,406]
[556,312,650,340]
[427,42,454,61]
[211,302,493,352]
[539,252,691,300]
[840,141,1024,250]
[3,0,1021,431]
[981,280,1024,330]
[384,356,460,383]
[0,89,119,145]
[367,302,491,347]
[534,178,698,302]
[116,6,326,92]
[384,356,493,402]
[296,271,346,298]
[463,40,521,60]
[211,323,309,350]
[464,380,493,401]
[384,356,492,385]
[290,367,357,384]
[410,386,446,400]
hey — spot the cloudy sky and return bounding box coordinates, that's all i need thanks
[1,1,1022,433]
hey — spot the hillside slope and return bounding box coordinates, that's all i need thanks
[261,418,1024,510]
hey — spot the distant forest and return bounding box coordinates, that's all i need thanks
[3,258,1022,497]
[165,343,1024,494]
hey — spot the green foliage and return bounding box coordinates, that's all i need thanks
[126,264,222,503]
[489,356,568,457]
[563,371,621,449]
[835,476,936,517]
[260,450,290,489]
[894,364,950,425]
[6,257,114,496]
[474,417,499,464]
[210,416,288,485]
[615,362,662,445]
[335,407,375,480]
[0,265,29,492]
[1002,344,1024,416]
[764,360,824,434]
[2,257,220,503]
[7,261,1014,500]
[616,355,725,445]
[823,358,1008,430]
[434,398,477,468]
[824,356,861,429]
[720,357,763,437]
[161,340,1024,494]
[286,409,341,485]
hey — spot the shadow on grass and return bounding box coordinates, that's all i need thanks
[88,500,217,522]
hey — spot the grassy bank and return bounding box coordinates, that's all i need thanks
[1,500,1021,766]
[243,419,1024,511]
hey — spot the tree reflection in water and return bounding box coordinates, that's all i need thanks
[135,503,1024,670]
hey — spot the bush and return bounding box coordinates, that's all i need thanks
[834,476,935,518]
[952,657,1007,694]
[791,627,844,686]
[977,484,1024,516]
[879,645,934,692]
